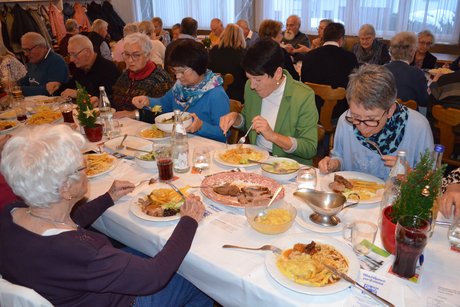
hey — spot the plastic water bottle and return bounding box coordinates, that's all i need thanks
[171,109,190,173]
[99,86,112,136]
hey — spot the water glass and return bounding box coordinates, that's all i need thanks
[392,215,430,278]
[192,147,211,172]
[153,143,173,181]
[343,221,378,255]
[12,99,27,122]
[107,119,122,139]
[296,166,317,189]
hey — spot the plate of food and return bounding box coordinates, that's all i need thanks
[0,120,19,134]
[130,184,190,221]
[200,172,283,208]
[265,233,360,295]
[321,171,385,204]
[155,111,193,133]
[104,135,153,157]
[138,125,171,141]
[25,110,63,126]
[0,109,16,120]
[214,144,269,167]
[84,153,117,178]
[428,67,454,76]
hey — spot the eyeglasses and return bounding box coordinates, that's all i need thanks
[419,41,432,46]
[172,67,192,76]
[122,52,144,61]
[23,45,39,53]
[345,109,389,127]
[69,48,88,58]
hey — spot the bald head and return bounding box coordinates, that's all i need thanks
[210,18,224,37]
[68,34,96,70]
[237,19,250,37]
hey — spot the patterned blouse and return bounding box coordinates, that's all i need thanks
[0,55,27,82]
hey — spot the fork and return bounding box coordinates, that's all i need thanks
[134,178,157,188]
[116,134,128,150]
[366,139,384,159]
[237,123,253,145]
[222,244,282,255]
[166,182,186,201]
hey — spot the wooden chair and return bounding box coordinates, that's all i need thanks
[222,73,234,91]
[396,98,417,110]
[304,82,346,151]
[432,105,460,167]
[228,99,243,144]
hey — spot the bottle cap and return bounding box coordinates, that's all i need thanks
[99,86,105,91]
[397,150,406,157]
[434,144,445,153]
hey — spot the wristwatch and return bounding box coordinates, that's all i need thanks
[134,110,139,120]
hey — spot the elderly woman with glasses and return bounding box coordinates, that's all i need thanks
[411,30,437,69]
[113,33,174,123]
[0,124,211,306]
[132,39,230,142]
[352,24,390,65]
[319,64,433,180]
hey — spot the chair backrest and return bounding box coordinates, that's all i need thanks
[396,98,417,110]
[228,99,243,144]
[304,82,346,133]
[222,73,234,91]
[0,276,53,307]
[432,105,460,167]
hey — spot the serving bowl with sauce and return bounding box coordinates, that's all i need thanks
[245,199,297,234]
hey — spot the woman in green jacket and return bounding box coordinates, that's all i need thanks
[220,39,318,164]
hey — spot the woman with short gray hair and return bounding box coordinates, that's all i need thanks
[112,22,139,62]
[385,31,429,108]
[411,29,437,69]
[319,64,433,180]
[0,124,210,306]
[112,33,173,122]
[352,24,390,65]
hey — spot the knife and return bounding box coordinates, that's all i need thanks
[323,263,395,307]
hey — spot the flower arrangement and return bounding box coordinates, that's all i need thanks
[390,150,446,223]
[76,83,97,128]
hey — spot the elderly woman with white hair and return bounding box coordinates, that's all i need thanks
[319,64,433,180]
[410,30,437,69]
[352,24,390,65]
[112,22,139,63]
[113,33,174,122]
[0,124,211,306]
[385,31,429,109]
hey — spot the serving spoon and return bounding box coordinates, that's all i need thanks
[254,186,284,220]
[248,159,299,172]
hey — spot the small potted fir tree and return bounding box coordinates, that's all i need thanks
[76,83,103,142]
[381,150,446,253]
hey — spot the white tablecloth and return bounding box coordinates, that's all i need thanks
[87,118,459,307]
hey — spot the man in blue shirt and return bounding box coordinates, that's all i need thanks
[19,32,69,96]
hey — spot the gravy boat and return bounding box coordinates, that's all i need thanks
[293,189,359,226]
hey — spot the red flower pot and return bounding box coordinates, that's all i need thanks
[381,206,397,254]
[84,124,103,142]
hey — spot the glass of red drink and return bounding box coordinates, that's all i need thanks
[392,215,430,278]
[153,143,173,181]
[60,99,74,123]
[12,100,27,122]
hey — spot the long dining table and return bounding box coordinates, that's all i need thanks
[84,117,459,307]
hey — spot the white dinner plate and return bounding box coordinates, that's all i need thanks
[105,135,152,157]
[265,233,360,295]
[137,126,171,141]
[0,109,16,120]
[84,153,118,179]
[0,120,20,134]
[129,183,189,222]
[320,171,385,204]
[214,144,269,168]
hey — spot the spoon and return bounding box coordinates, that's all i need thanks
[255,186,284,220]
[116,134,128,150]
[248,159,299,172]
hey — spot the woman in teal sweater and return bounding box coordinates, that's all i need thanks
[220,39,318,165]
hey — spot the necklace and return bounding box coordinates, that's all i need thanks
[26,209,77,228]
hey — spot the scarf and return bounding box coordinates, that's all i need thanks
[171,70,223,107]
[354,103,409,155]
[355,40,385,65]
[128,61,156,81]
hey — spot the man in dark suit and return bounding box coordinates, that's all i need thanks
[301,22,358,119]
[385,32,429,111]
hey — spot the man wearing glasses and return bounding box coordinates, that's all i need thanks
[57,34,119,104]
[18,32,69,96]
[319,65,433,180]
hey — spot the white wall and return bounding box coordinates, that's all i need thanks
[111,0,135,23]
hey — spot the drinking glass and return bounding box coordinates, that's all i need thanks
[343,221,378,255]
[107,119,122,139]
[296,166,317,189]
[392,215,430,278]
[60,99,74,123]
[12,99,27,122]
[192,147,211,172]
[153,143,173,181]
